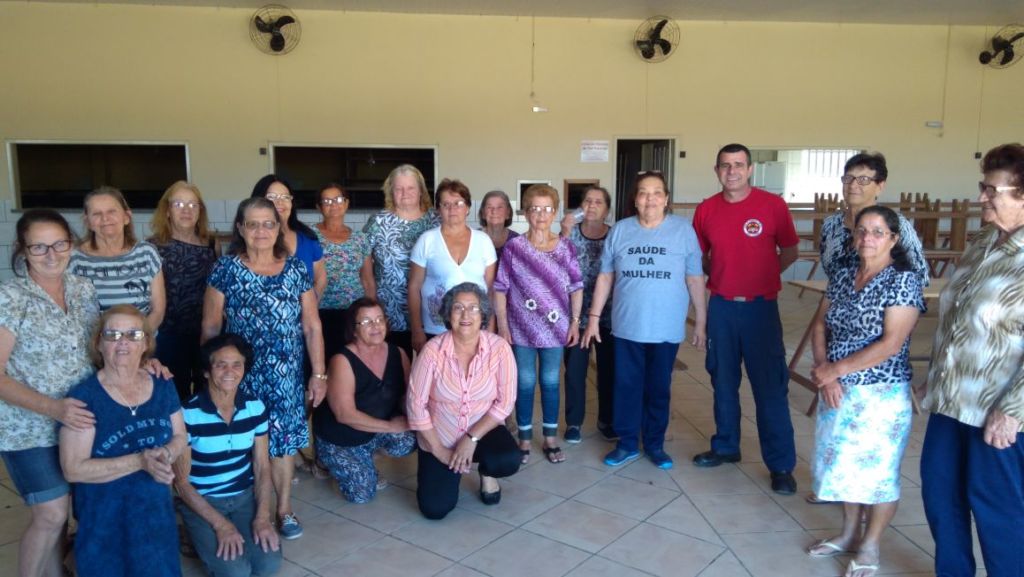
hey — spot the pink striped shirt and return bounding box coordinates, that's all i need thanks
[406,331,517,449]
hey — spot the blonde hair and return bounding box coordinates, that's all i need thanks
[150,181,213,245]
[522,184,560,212]
[82,186,136,251]
[382,164,432,213]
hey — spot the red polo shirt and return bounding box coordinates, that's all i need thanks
[692,187,799,299]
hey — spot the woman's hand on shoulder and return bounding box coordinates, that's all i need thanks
[144,358,174,381]
[52,397,95,430]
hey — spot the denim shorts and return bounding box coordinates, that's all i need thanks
[1,445,70,505]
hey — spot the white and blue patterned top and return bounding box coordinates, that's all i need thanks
[825,265,925,386]
[69,242,162,313]
[0,273,98,451]
[183,389,269,498]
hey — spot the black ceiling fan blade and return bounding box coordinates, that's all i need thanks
[999,46,1015,65]
[655,39,672,55]
[254,15,272,33]
[270,33,286,52]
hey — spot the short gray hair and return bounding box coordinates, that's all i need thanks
[439,282,492,330]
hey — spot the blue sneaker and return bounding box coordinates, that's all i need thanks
[603,447,641,467]
[646,449,674,470]
[279,514,303,540]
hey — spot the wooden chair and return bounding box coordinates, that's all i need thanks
[932,198,969,277]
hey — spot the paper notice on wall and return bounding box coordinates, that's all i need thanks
[580,140,610,163]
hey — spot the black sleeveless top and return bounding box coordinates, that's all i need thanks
[313,343,405,447]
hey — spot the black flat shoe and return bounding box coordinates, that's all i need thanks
[770,471,797,495]
[692,450,742,468]
[479,473,501,505]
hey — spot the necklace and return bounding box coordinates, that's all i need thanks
[108,382,141,416]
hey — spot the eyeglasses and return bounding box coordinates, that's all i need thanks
[266,193,293,202]
[101,329,147,342]
[170,201,201,210]
[320,197,347,206]
[978,182,1022,197]
[440,200,467,210]
[452,303,482,315]
[526,206,556,214]
[242,220,280,231]
[356,316,386,327]
[26,240,72,256]
[854,227,896,240]
[841,175,880,186]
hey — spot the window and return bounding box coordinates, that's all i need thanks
[271,145,437,210]
[10,142,190,209]
[751,148,862,202]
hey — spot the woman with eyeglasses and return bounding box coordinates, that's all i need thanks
[69,186,166,331]
[495,184,583,464]
[149,181,220,401]
[820,153,928,286]
[314,183,374,359]
[251,174,327,298]
[201,197,326,542]
[408,178,497,353]
[581,171,706,470]
[407,283,520,519]
[0,210,100,577]
[363,165,440,359]
[919,143,1024,577]
[478,189,519,263]
[59,304,187,577]
[806,205,924,577]
[312,297,415,503]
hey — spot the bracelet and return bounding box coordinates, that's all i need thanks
[312,373,328,381]
[588,313,601,318]
[161,445,172,462]
[572,317,581,324]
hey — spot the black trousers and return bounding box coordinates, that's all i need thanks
[416,425,520,520]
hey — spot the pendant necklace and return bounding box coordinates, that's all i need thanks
[110,383,141,416]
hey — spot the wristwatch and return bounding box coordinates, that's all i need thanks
[468,433,481,443]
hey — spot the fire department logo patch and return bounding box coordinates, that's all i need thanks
[743,219,763,237]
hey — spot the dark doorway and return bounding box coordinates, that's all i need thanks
[614,139,674,221]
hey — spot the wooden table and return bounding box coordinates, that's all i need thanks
[787,278,947,416]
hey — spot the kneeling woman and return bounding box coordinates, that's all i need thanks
[407,283,520,519]
[174,334,282,577]
[313,297,416,503]
[807,206,925,577]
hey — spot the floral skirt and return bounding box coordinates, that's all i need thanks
[812,381,913,504]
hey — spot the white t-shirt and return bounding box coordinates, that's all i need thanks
[410,227,497,334]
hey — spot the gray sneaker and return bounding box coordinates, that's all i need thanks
[279,513,303,540]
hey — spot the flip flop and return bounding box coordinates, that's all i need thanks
[543,446,566,464]
[805,493,834,505]
[846,560,879,577]
[807,539,851,558]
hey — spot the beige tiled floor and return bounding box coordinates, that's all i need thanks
[0,285,987,576]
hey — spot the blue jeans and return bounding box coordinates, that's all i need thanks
[612,337,679,454]
[921,413,1024,577]
[705,296,795,472]
[564,325,615,428]
[513,345,563,440]
[0,445,68,505]
[178,490,282,577]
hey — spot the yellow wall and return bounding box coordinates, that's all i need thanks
[1,3,1021,205]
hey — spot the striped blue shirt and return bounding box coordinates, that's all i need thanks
[182,389,268,498]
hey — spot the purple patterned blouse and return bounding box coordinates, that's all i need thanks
[494,235,583,348]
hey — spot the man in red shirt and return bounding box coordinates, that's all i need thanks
[691,143,799,495]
